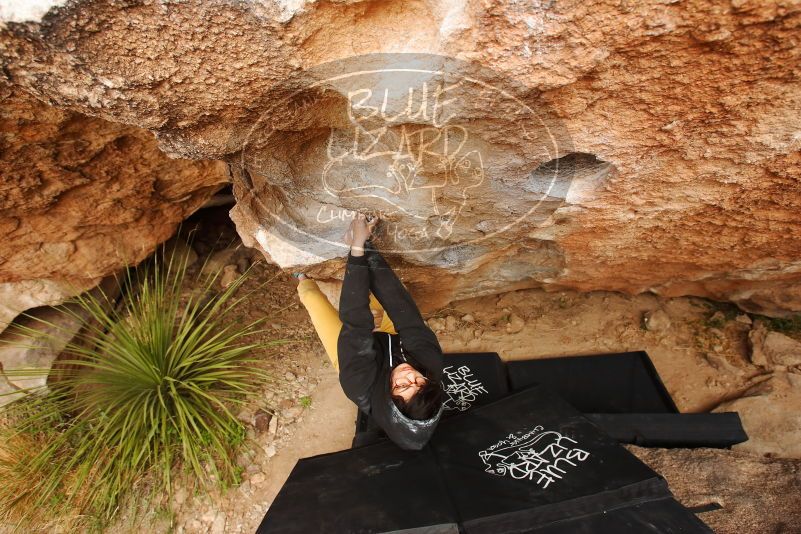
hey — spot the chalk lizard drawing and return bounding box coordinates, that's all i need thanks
[321,83,485,240]
[478,426,590,489]
[442,365,488,411]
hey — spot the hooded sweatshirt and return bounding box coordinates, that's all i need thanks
[337,242,444,450]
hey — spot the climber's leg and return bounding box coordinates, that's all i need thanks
[297,278,342,371]
[369,291,397,335]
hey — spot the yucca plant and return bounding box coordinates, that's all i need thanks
[0,232,283,531]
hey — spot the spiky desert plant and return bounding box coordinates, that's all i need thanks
[0,235,281,531]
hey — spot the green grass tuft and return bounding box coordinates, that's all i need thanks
[0,231,283,531]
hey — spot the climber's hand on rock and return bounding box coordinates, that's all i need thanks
[344,213,378,254]
[350,213,377,245]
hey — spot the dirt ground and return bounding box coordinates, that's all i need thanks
[103,210,800,534]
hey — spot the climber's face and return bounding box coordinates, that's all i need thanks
[390,363,428,402]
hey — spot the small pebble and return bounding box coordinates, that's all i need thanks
[282,406,303,420]
[236,409,253,425]
[220,264,240,289]
[643,309,671,332]
[254,410,273,432]
[505,313,525,334]
[709,311,726,324]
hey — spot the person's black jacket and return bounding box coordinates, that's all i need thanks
[337,241,444,450]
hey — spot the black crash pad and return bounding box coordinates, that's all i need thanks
[259,385,711,534]
[507,351,679,414]
[354,351,747,450]
[587,412,748,448]
[441,352,509,415]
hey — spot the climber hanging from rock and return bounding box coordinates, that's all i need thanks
[294,212,445,450]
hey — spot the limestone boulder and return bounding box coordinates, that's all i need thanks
[0,84,229,327]
[748,320,801,368]
[0,275,122,406]
[0,305,85,406]
[0,278,98,333]
[0,0,800,315]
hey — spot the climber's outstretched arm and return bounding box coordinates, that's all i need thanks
[364,239,443,380]
[337,249,378,413]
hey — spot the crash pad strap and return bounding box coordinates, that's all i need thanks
[587,412,748,448]
[385,524,460,534]
[462,477,673,534]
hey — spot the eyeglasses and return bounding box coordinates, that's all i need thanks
[393,375,428,395]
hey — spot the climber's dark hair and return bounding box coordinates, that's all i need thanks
[392,378,444,420]
[390,353,444,420]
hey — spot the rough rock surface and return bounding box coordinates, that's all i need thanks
[1,1,801,315]
[0,274,123,406]
[0,277,97,334]
[0,305,85,406]
[0,84,229,328]
[748,320,801,368]
[716,371,801,458]
[630,446,801,534]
